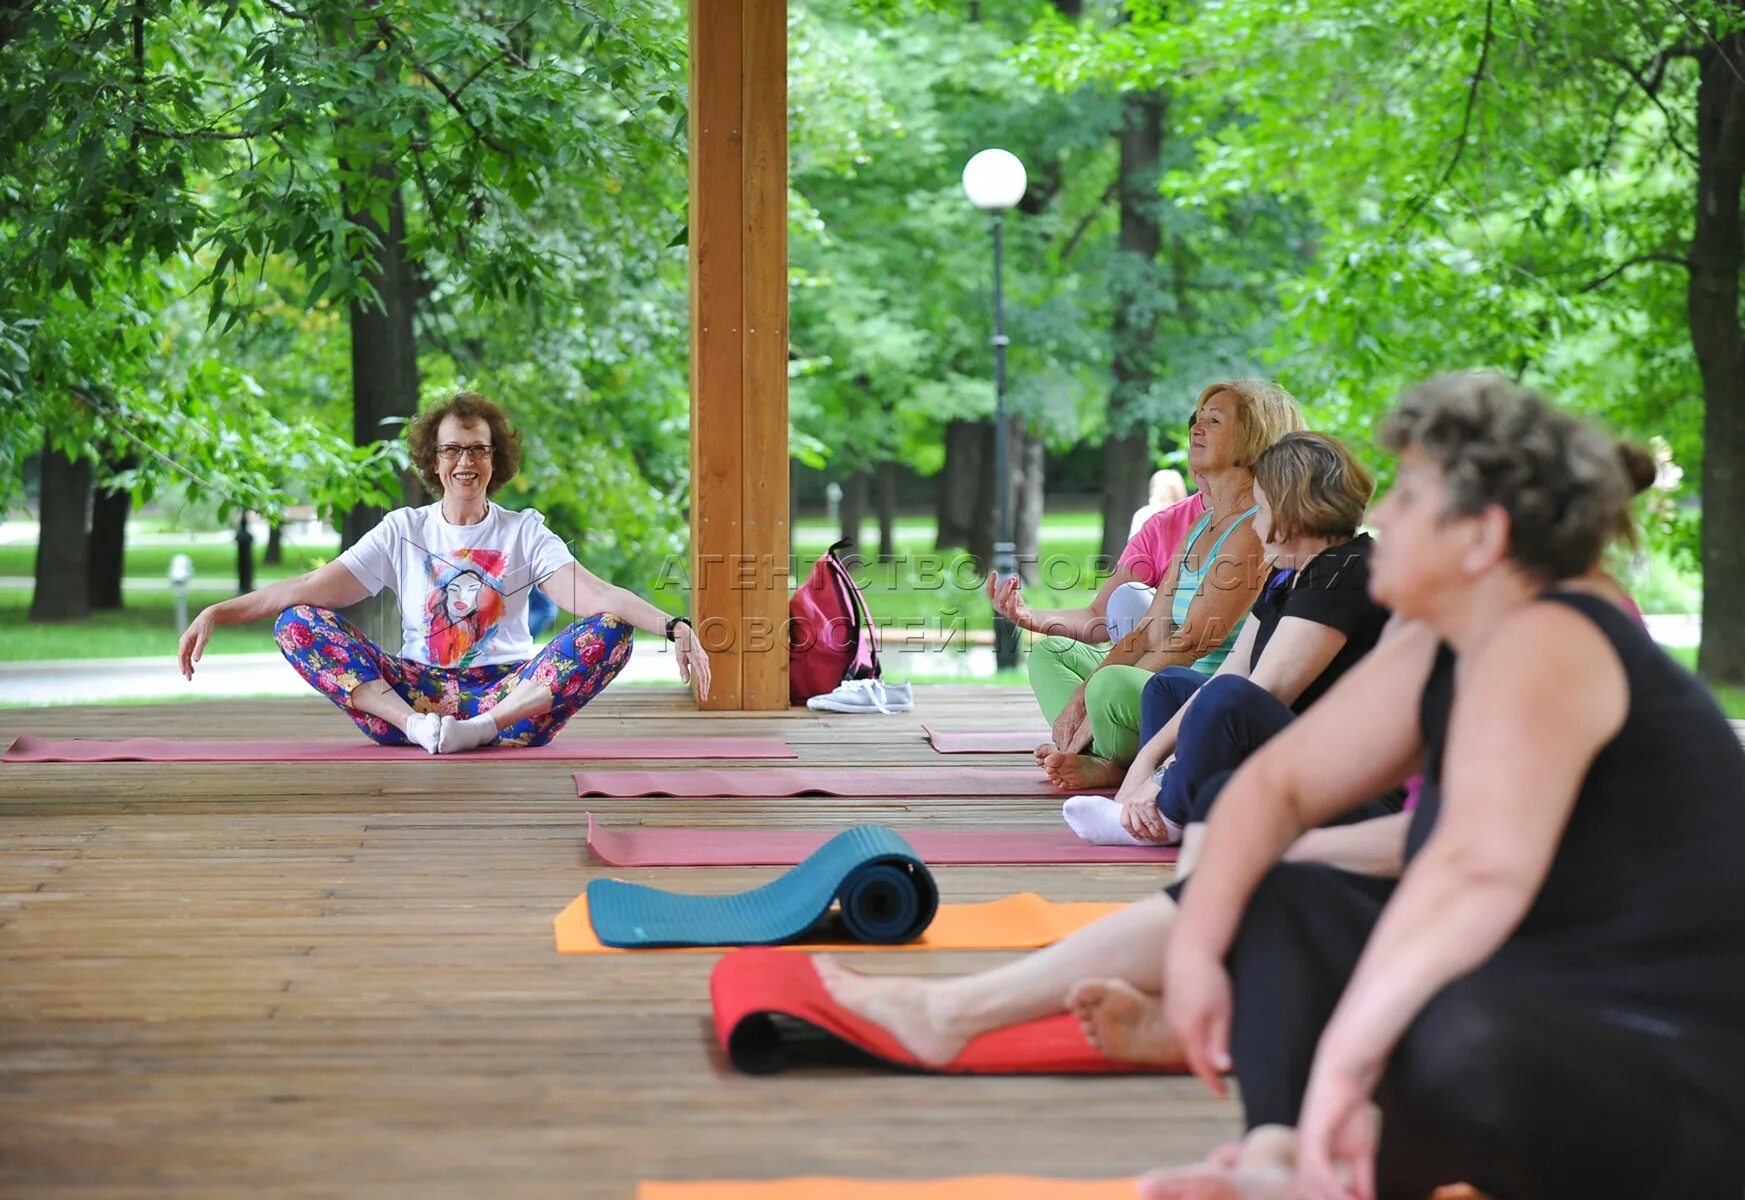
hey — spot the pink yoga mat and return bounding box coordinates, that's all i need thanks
[923,726,1051,754]
[574,767,1098,799]
[3,733,797,764]
[585,813,1177,866]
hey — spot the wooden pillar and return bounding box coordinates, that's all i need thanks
[689,0,789,710]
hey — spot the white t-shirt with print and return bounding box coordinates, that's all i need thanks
[336,502,578,668]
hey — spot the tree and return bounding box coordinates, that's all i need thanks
[1026,0,1745,682]
[2,1,691,622]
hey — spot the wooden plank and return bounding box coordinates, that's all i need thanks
[690,0,747,710]
[0,692,1231,1198]
[739,0,791,712]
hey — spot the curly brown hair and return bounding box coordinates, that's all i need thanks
[407,392,523,499]
[1378,373,1632,582]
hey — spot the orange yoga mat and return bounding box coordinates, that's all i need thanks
[554,892,1122,955]
[639,1179,1136,1199]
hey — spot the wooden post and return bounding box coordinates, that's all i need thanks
[689,0,790,711]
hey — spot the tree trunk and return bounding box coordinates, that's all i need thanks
[236,513,256,596]
[338,171,420,646]
[264,520,284,566]
[1013,423,1045,586]
[839,471,867,557]
[876,461,898,563]
[1692,23,1745,684]
[30,437,92,622]
[1100,91,1167,565]
[86,450,134,611]
[936,418,984,551]
[340,178,420,552]
[967,420,998,575]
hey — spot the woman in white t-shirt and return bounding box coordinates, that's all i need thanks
[175,392,711,754]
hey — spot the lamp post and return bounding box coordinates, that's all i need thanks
[962,148,1027,670]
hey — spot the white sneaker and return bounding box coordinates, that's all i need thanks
[805,678,915,714]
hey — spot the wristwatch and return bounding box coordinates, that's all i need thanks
[665,616,693,642]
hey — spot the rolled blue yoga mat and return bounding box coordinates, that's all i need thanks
[585,826,939,948]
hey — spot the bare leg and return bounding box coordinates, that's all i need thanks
[1065,978,1184,1066]
[1042,750,1126,791]
[814,891,1176,1066]
[349,679,440,753]
[1137,1126,1301,1200]
[349,679,418,732]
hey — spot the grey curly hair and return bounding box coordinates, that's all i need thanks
[1377,372,1633,582]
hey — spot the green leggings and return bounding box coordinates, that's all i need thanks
[1026,636,1154,764]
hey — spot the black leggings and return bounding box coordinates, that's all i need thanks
[1226,863,1745,1199]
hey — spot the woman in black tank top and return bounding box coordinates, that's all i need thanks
[1144,375,1745,1199]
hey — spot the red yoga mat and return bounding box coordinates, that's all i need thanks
[3,733,797,764]
[711,948,1171,1075]
[922,726,1051,754]
[574,767,1095,799]
[585,814,1176,866]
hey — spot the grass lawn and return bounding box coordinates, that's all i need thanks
[8,516,1739,717]
[0,516,1107,662]
[0,589,288,661]
[0,541,321,583]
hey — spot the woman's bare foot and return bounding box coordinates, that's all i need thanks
[1134,1165,1300,1200]
[813,955,969,1067]
[1137,1127,1301,1200]
[1034,740,1058,766]
[1042,750,1125,791]
[1065,978,1182,1066]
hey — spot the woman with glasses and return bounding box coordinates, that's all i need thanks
[175,391,710,753]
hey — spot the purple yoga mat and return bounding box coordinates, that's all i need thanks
[574,767,1100,799]
[3,733,797,764]
[923,726,1052,754]
[585,813,1178,866]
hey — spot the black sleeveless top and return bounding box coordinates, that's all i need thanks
[1408,590,1745,1035]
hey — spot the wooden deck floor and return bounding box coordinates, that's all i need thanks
[0,687,1236,1199]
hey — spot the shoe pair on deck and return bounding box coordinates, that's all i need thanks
[805,678,915,714]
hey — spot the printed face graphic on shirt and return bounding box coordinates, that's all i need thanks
[445,572,484,621]
[424,549,508,667]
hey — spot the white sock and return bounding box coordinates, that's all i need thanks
[438,712,500,755]
[1062,795,1150,847]
[404,712,442,755]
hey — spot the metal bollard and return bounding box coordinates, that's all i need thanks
[168,552,194,631]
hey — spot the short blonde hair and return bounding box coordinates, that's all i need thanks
[1194,379,1306,468]
[1253,432,1375,543]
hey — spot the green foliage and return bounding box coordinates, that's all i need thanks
[1020,0,1730,489]
[1,0,692,578]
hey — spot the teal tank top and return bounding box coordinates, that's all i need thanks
[1170,505,1259,675]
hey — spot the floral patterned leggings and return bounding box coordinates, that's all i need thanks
[272,605,634,747]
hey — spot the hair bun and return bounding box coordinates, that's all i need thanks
[1616,441,1658,495]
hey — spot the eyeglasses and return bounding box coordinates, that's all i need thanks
[436,444,494,463]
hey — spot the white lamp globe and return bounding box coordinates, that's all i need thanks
[961,148,1028,212]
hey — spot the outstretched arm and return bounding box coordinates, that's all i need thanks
[178,559,371,679]
[542,561,712,700]
[988,566,1146,643]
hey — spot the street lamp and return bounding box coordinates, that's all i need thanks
[962,148,1027,670]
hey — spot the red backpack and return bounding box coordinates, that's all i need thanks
[789,539,881,704]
